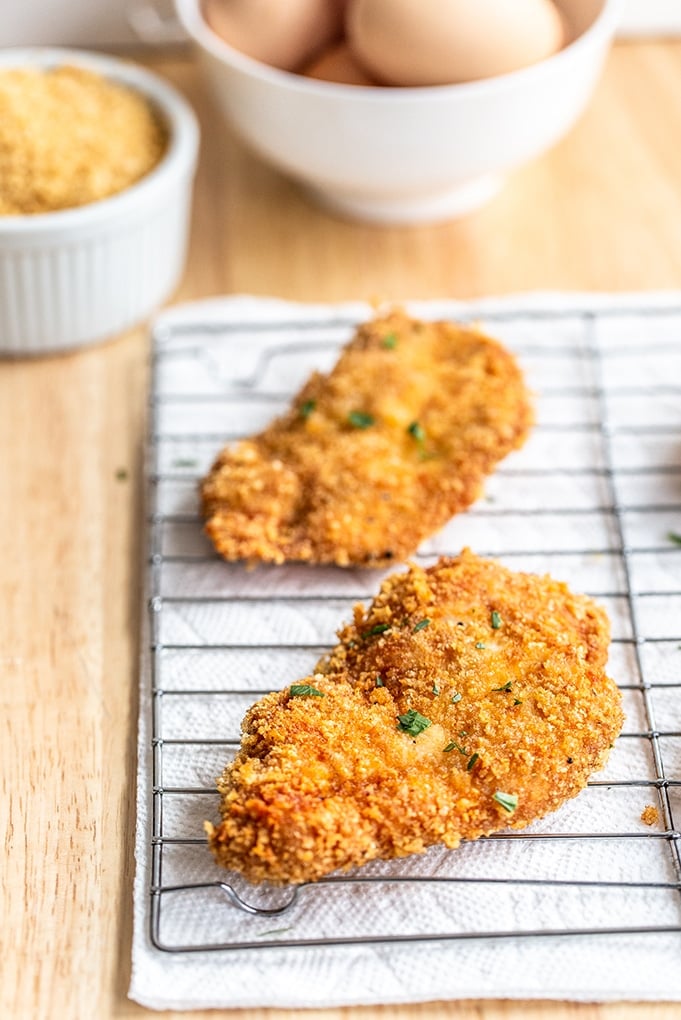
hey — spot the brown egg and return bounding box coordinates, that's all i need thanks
[302,43,378,85]
[346,0,565,87]
[203,0,343,72]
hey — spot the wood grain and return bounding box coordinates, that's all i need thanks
[2,41,681,1020]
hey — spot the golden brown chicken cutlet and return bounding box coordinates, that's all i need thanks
[206,550,623,884]
[201,310,532,567]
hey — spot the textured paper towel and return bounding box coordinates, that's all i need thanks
[131,293,681,1010]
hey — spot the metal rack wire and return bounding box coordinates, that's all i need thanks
[145,301,681,953]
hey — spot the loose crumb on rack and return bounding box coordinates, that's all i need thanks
[640,804,659,826]
[0,65,166,214]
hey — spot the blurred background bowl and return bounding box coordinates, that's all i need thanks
[176,0,618,225]
[0,48,199,356]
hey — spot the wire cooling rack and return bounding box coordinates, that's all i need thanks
[144,297,681,954]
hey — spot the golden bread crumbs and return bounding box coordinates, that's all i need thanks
[0,65,166,215]
[641,804,659,826]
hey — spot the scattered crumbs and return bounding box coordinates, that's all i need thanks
[115,467,128,481]
[641,804,659,826]
[289,684,324,698]
[491,610,502,630]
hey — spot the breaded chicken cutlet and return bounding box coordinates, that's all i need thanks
[206,550,623,884]
[201,310,532,567]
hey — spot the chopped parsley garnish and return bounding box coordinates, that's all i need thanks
[451,692,462,704]
[257,927,293,938]
[364,623,391,638]
[300,399,316,419]
[115,467,128,481]
[348,410,374,429]
[444,740,469,756]
[406,420,429,459]
[289,684,325,698]
[491,610,502,630]
[513,698,523,706]
[413,618,431,633]
[432,683,440,696]
[172,457,198,468]
[492,680,512,693]
[668,531,681,547]
[381,333,397,349]
[397,709,432,737]
[475,642,486,649]
[493,791,518,814]
[375,675,384,687]
[466,752,479,771]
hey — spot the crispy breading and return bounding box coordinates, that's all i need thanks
[206,550,624,884]
[201,310,533,567]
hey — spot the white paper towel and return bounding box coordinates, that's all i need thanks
[131,293,681,1010]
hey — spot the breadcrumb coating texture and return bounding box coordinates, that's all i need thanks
[206,550,624,883]
[201,310,533,566]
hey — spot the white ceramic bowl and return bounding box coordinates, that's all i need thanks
[0,48,199,355]
[177,0,618,225]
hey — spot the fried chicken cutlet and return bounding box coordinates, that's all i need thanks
[201,311,532,567]
[206,550,623,884]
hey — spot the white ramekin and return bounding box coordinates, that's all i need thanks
[0,48,200,355]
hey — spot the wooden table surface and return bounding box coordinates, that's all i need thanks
[3,40,681,1020]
